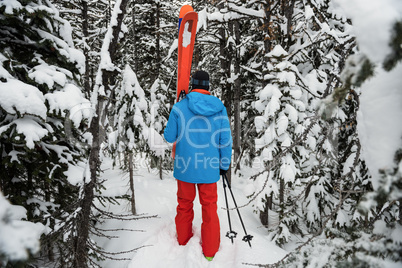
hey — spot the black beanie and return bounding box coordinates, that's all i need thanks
[191,70,210,91]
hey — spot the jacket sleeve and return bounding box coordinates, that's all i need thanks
[163,106,178,143]
[219,107,232,170]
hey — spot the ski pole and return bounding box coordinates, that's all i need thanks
[223,173,253,247]
[222,174,237,243]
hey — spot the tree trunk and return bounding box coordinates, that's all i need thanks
[26,163,33,220]
[132,3,138,73]
[260,194,272,227]
[218,19,233,184]
[155,2,161,78]
[261,1,273,225]
[263,0,272,79]
[260,200,269,227]
[159,158,163,180]
[279,178,285,220]
[399,198,402,225]
[282,0,296,50]
[73,0,129,266]
[81,1,91,97]
[128,152,137,215]
[233,20,241,173]
[74,98,101,267]
[0,143,2,193]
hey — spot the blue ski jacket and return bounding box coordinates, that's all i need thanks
[164,91,232,184]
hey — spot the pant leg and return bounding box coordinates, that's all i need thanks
[176,180,196,245]
[197,183,220,257]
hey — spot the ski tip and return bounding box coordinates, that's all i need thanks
[179,5,194,19]
[178,5,195,34]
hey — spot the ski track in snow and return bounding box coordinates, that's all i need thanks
[93,158,287,268]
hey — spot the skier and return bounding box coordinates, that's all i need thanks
[164,70,232,261]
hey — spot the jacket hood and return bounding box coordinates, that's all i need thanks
[187,92,224,116]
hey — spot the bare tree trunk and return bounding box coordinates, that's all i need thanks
[159,159,163,180]
[279,178,285,220]
[155,3,164,180]
[73,0,129,266]
[128,152,137,215]
[260,199,269,227]
[282,0,296,50]
[233,20,241,173]
[155,2,161,78]
[81,0,91,97]
[399,198,402,225]
[132,3,138,73]
[219,17,233,184]
[260,0,273,227]
[260,193,273,227]
[263,0,272,78]
[74,99,101,267]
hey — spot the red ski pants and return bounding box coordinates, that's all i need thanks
[175,180,220,257]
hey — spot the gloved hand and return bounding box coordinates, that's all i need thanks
[220,169,228,176]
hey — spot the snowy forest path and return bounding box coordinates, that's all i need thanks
[93,158,287,268]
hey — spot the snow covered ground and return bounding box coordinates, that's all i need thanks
[93,158,287,268]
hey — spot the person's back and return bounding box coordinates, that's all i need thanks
[164,70,232,261]
[164,89,232,183]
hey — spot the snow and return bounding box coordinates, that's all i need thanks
[277,71,296,86]
[166,39,178,60]
[285,104,298,123]
[0,79,47,120]
[390,224,402,244]
[279,154,297,183]
[45,84,92,127]
[276,114,289,136]
[36,28,85,74]
[262,124,276,146]
[0,0,22,14]
[28,63,67,88]
[268,45,288,58]
[306,188,320,223]
[356,63,402,188]
[0,116,49,150]
[332,0,402,63]
[98,0,124,74]
[0,192,44,261]
[146,128,166,157]
[254,116,266,133]
[63,160,88,185]
[265,95,281,117]
[259,84,282,101]
[305,70,326,96]
[337,0,401,189]
[226,3,264,19]
[305,5,314,20]
[92,158,287,268]
[197,8,208,32]
[13,118,49,149]
[373,220,387,235]
[122,65,146,109]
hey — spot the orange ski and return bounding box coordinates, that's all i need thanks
[172,5,198,159]
[176,6,198,102]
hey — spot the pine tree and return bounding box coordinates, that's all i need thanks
[0,192,43,265]
[276,2,402,267]
[253,44,312,244]
[115,0,176,180]
[249,0,355,245]
[0,0,90,266]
